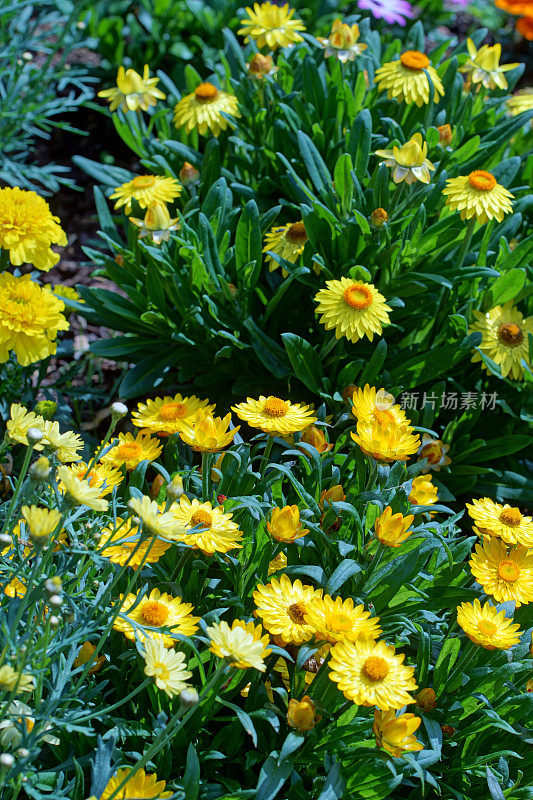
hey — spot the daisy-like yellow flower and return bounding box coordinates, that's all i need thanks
[98,65,166,112]
[469,301,533,380]
[57,465,109,512]
[0,187,67,271]
[168,496,243,555]
[178,408,239,452]
[100,768,172,800]
[98,517,171,568]
[315,279,391,344]
[113,588,200,647]
[375,50,445,106]
[232,396,316,436]
[466,498,533,547]
[110,175,182,215]
[375,134,435,185]
[457,599,522,650]
[268,551,288,575]
[375,507,414,547]
[128,495,187,539]
[409,475,439,508]
[253,574,323,645]
[351,420,420,463]
[417,434,451,473]
[207,619,271,671]
[58,461,123,498]
[317,19,367,62]
[305,595,382,644]
[506,89,533,115]
[143,639,192,697]
[469,538,533,606]
[20,505,62,545]
[0,273,68,366]
[459,39,519,90]
[40,421,83,464]
[6,403,45,447]
[238,2,305,50]
[287,695,321,731]
[373,710,423,758]
[129,202,180,245]
[132,393,215,436]
[0,665,35,694]
[101,432,162,471]
[329,638,417,710]
[173,82,240,137]
[267,505,308,543]
[263,221,308,275]
[443,170,514,224]
[351,385,409,428]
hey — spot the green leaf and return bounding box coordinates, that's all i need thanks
[281,333,324,394]
[256,755,292,800]
[483,268,526,309]
[334,153,354,212]
[433,637,461,695]
[297,131,331,195]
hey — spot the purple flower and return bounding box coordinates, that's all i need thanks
[357,0,415,26]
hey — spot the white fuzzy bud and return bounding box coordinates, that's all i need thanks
[0,753,14,767]
[27,428,44,445]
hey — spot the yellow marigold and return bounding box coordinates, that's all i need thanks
[132,393,215,436]
[253,574,323,645]
[469,537,533,607]
[232,396,316,436]
[351,420,420,462]
[40,420,83,463]
[110,175,182,215]
[102,431,162,471]
[0,665,35,695]
[375,506,414,547]
[173,82,240,137]
[443,171,514,224]
[98,65,166,112]
[263,221,308,275]
[143,639,192,697]
[375,50,445,106]
[317,19,367,62]
[375,133,435,184]
[207,619,271,671]
[417,434,451,473]
[469,301,533,380]
[98,517,171,568]
[0,187,67,271]
[238,2,305,50]
[168,496,243,554]
[409,475,439,508]
[58,461,123,498]
[457,599,522,650]
[129,202,179,245]
[459,39,519,90]
[315,279,391,343]
[267,505,308,543]
[178,408,239,452]
[466,498,533,547]
[351,385,409,428]
[287,695,321,731]
[506,89,533,115]
[373,710,423,758]
[0,273,68,366]
[113,587,200,647]
[305,595,382,644]
[100,768,172,800]
[6,403,45,447]
[57,465,109,513]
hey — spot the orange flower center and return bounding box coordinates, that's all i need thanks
[159,401,189,421]
[362,656,390,681]
[190,509,212,528]
[477,619,497,636]
[117,443,142,460]
[287,602,307,624]
[132,175,156,188]
[499,507,522,526]
[263,396,289,417]
[497,322,524,347]
[497,559,520,582]
[400,50,430,71]
[343,283,373,310]
[286,221,308,243]
[329,612,353,632]
[195,82,218,101]
[141,600,169,627]
[77,468,97,485]
[467,170,497,192]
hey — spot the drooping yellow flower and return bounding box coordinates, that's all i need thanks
[101,431,162,471]
[287,695,321,731]
[58,461,123,498]
[375,506,414,547]
[98,65,166,112]
[6,403,45,447]
[98,517,171,568]
[129,202,180,244]
[457,599,522,650]
[443,171,514,224]
[315,279,391,343]
[375,51,445,106]
[238,2,305,50]
[263,221,308,275]
[351,385,409,428]
[0,187,67,271]
[233,396,316,436]
[0,273,68,366]
[143,639,192,697]
[253,574,323,645]
[0,665,35,694]
[373,710,423,758]
[267,505,308,543]
[506,89,533,115]
[317,19,367,61]
[469,537,533,607]
[268,551,288,575]
[375,133,435,185]
[417,434,451,473]
[466,498,533,547]
[469,301,533,380]
[168,496,243,555]
[329,639,417,710]
[207,620,271,671]
[409,475,439,508]
[351,420,420,463]
[459,39,519,90]
[173,82,240,137]
[20,505,62,545]
[113,588,200,647]
[178,408,239,452]
[132,393,215,436]
[305,595,382,644]
[100,768,173,800]
[128,495,187,539]
[57,466,109,513]
[40,421,83,464]
[110,175,182,215]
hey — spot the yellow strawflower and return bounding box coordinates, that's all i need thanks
[178,408,239,452]
[317,19,367,61]
[375,133,435,184]
[173,82,240,137]
[263,221,308,275]
[58,461,123,498]
[0,665,35,694]
[375,50,445,106]
[110,175,182,215]
[0,187,67,271]
[351,385,408,428]
[132,393,215,436]
[168,496,243,555]
[129,202,180,244]
[6,403,45,447]
[101,431,162,471]
[506,89,533,115]
[457,599,522,650]
[351,420,420,462]
[113,588,200,647]
[41,421,83,463]
[469,537,533,607]
[443,170,514,224]
[253,574,323,645]
[468,301,533,380]
[98,518,171,568]
[100,769,172,800]
[57,465,109,513]
[232,396,316,436]
[373,710,423,758]
[98,65,165,112]
[459,39,519,90]
[466,498,533,547]
[207,620,271,671]
[417,434,451,472]
[409,475,439,508]
[298,425,333,454]
[374,506,414,547]
[128,495,186,539]
[267,505,308,543]
[238,2,305,50]
[20,505,62,545]
[287,695,321,731]
[315,279,391,343]
[305,595,382,644]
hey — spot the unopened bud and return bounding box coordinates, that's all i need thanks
[179,161,200,186]
[166,475,184,502]
[369,208,388,228]
[49,616,60,627]
[179,687,199,708]
[27,428,44,445]
[0,534,12,547]
[111,402,128,420]
[49,594,63,608]
[150,474,165,500]
[437,123,453,147]
[16,749,29,759]
[416,687,437,712]
[44,577,62,596]
[341,384,357,404]
[248,53,276,79]
[0,753,14,767]
[33,400,57,420]
[29,457,51,481]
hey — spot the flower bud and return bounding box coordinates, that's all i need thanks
[319,484,345,510]
[299,426,332,455]
[437,123,453,147]
[49,616,60,627]
[248,53,276,79]
[375,506,414,547]
[74,641,105,674]
[16,748,29,759]
[166,475,184,502]
[49,594,63,608]
[115,254,125,266]
[33,400,57,420]
[416,687,437,712]
[29,457,51,481]
[267,505,308,543]
[179,161,200,186]
[27,427,44,445]
[150,474,165,500]
[217,494,227,504]
[441,724,455,737]
[111,402,128,421]
[44,576,62,596]
[342,384,357,404]
[0,753,14,767]
[179,687,200,708]
[370,208,388,228]
[287,695,321,731]
[526,679,533,693]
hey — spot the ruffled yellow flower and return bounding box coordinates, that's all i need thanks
[207,619,271,671]
[375,506,414,547]
[469,537,533,606]
[113,587,200,647]
[102,432,162,471]
[457,599,522,650]
[98,517,171,568]
[459,39,519,90]
[20,505,62,545]
[57,466,109,513]
[305,595,382,644]
[409,475,439,508]
[6,403,45,446]
[128,495,186,539]
[238,2,305,50]
[263,221,308,275]
[100,768,172,800]
[58,461,123,498]
[267,505,308,543]
[351,420,420,462]
[287,695,321,731]
[417,434,451,473]
[132,393,215,436]
[443,170,514,224]
[506,89,533,115]
[233,396,316,436]
[469,301,533,380]
[0,273,68,366]
[143,639,192,697]
[0,665,35,695]
[98,65,165,112]
[375,134,435,185]
[315,279,391,343]
[110,175,182,215]
[41,421,83,463]
[253,574,323,645]
[373,710,423,758]
[329,639,417,710]
[0,187,67,271]
[268,551,288,575]
[466,498,533,547]
[129,202,180,245]
[173,82,240,137]
[375,50,445,106]
[178,408,239,452]
[351,385,409,428]
[168,496,243,554]
[317,19,367,62]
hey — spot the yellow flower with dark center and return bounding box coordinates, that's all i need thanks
[375,50,445,106]
[268,551,288,575]
[466,498,533,547]
[417,434,451,473]
[457,599,522,650]
[113,588,200,647]
[173,82,240,137]
[98,517,171,568]
[0,187,67,271]
[132,393,215,436]
[41,421,83,464]
[287,695,321,731]
[459,39,519,90]
[253,574,323,645]
[238,2,305,50]
[315,279,391,343]
[329,638,417,710]
[267,505,308,543]
[247,53,278,79]
[58,461,123,498]
[319,484,345,509]
[168,496,243,554]
[351,385,409,428]
[375,134,435,184]
[6,403,45,447]
[178,408,239,452]
[101,431,162,471]
[409,475,439,508]
[468,301,533,380]
[129,202,180,244]
[317,19,367,62]
[373,710,423,758]
[351,420,420,462]
[0,665,35,695]
[100,768,172,800]
[375,506,414,547]
[305,595,382,644]
[263,221,308,275]
[469,537,533,606]
[443,171,514,224]
[233,396,316,436]
[143,639,192,697]
[98,65,166,112]
[0,273,68,366]
[506,89,533,115]
[129,495,187,539]
[20,505,62,545]
[207,619,271,671]
[56,466,109,513]
[110,175,182,215]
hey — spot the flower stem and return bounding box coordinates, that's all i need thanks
[457,218,476,269]
[0,441,35,536]
[201,451,212,502]
[259,435,274,478]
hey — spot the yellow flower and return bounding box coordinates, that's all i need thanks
[110,175,182,215]
[459,39,519,90]
[100,768,172,800]
[40,421,83,463]
[443,170,514,224]
[457,599,522,650]
[129,202,180,244]
[6,403,45,446]
[267,505,308,543]
[131,393,215,436]
[268,551,288,575]
[375,134,435,184]
[52,285,83,307]
[287,695,321,731]
[409,475,439,508]
[57,465,109,512]
[113,587,200,647]
[143,639,192,697]
[98,517,171,568]
[466,498,533,547]
[4,578,27,598]
[375,51,445,106]
[207,619,271,671]
[305,595,382,644]
[168,496,243,555]
[101,431,162,471]
[417,434,451,473]
[0,665,35,694]
[437,123,453,147]
[247,53,278,80]
[0,187,67,271]
[329,639,417,710]
[128,495,187,539]
[526,679,533,692]
[315,279,391,343]
[232,396,316,436]
[238,2,305,50]
[173,82,240,137]
[253,574,323,645]
[0,273,68,366]
[370,208,388,227]
[469,537,533,607]
[469,301,533,380]
[351,385,409,428]
[373,710,423,758]
[299,425,333,455]
[73,641,105,674]
[317,19,367,61]
[351,420,420,463]
[319,484,345,510]
[20,505,62,545]
[58,461,123,498]
[178,408,239,452]
[506,89,533,115]
[375,506,414,547]
[263,221,308,275]
[98,65,166,112]
[416,687,437,712]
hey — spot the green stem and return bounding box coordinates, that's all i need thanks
[457,218,476,269]
[77,677,152,723]
[201,452,212,502]
[0,442,35,536]
[258,435,274,478]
